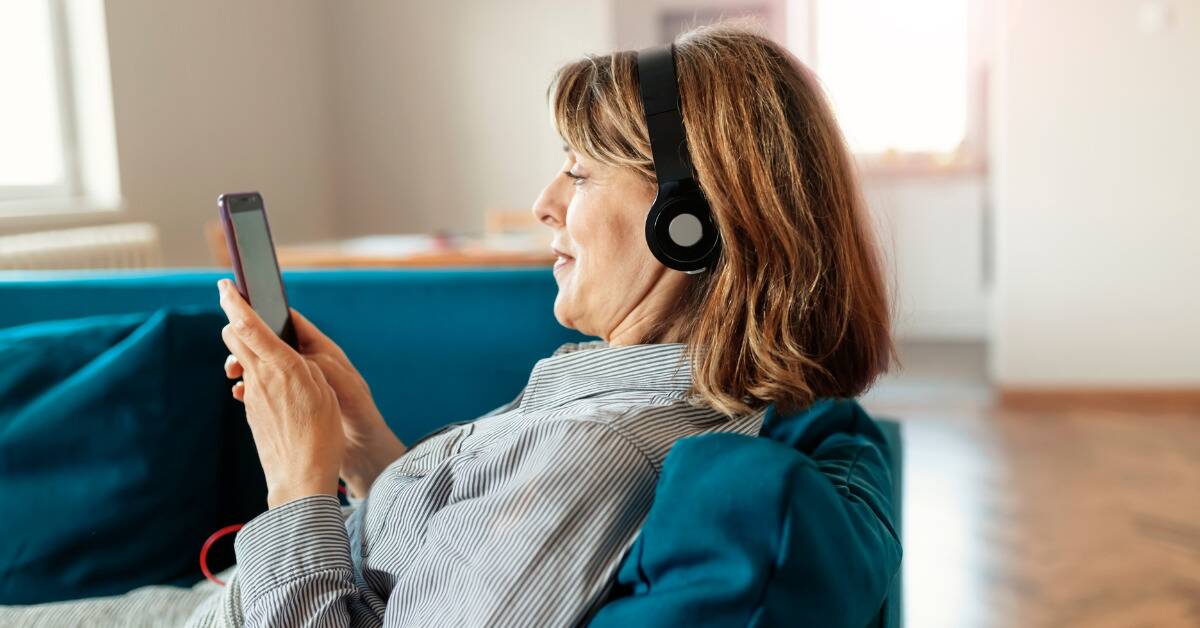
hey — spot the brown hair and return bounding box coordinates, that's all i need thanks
[548,22,896,416]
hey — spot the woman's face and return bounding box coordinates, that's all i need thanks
[532,150,687,344]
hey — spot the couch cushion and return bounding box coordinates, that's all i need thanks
[589,399,901,627]
[0,308,263,604]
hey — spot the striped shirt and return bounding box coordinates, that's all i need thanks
[205,340,766,627]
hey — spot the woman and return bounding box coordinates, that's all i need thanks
[1,22,892,627]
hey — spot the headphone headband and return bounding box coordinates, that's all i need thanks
[636,43,721,274]
[636,45,693,184]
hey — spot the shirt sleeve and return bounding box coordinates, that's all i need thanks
[232,493,362,627]
[384,418,658,627]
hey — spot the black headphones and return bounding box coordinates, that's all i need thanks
[636,44,721,274]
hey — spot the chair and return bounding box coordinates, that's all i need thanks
[203,219,231,267]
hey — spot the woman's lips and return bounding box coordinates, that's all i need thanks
[551,246,574,274]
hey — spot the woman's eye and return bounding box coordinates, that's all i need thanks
[563,171,586,186]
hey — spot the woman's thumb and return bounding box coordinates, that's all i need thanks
[290,308,333,349]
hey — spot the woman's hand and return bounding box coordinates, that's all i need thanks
[288,307,408,498]
[223,297,406,499]
[217,279,343,509]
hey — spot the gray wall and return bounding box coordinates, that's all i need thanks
[106,0,335,265]
[327,0,612,237]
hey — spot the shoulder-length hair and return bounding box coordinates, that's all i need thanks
[548,22,896,416]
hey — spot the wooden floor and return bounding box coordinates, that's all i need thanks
[861,342,1200,628]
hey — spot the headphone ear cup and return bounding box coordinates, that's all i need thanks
[645,182,721,273]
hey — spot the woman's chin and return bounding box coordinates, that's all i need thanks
[551,297,573,330]
[553,287,585,328]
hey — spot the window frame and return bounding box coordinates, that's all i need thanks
[0,0,122,224]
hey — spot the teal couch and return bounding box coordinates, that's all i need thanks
[0,268,901,626]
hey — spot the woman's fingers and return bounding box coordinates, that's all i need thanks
[231,380,245,401]
[217,280,260,370]
[308,352,346,383]
[305,357,331,388]
[290,308,341,356]
[218,279,295,367]
[224,354,243,379]
[221,322,260,373]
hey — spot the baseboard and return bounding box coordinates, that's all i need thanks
[997,387,1200,412]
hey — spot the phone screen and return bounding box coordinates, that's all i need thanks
[228,195,290,338]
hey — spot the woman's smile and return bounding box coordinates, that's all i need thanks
[552,246,575,275]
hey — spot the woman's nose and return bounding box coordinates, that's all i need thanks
[532,178,568,228]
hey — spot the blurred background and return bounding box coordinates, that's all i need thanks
[1,1,1197,626]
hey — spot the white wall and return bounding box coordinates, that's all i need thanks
[865,176,989,340]
[326,0,614,238]
[990,0,1200,386]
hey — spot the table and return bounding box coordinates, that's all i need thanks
[273,234,555,268]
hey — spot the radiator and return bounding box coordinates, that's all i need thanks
[0,222,163,270]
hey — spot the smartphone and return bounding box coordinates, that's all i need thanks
[217,191,297,348]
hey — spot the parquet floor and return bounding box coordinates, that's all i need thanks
[861,342,1200,628]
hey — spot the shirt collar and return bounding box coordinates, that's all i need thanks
[520,341,695,412]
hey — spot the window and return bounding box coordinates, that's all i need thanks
[0,2,71,196]
[0,0,120,215]
[788,0,987,173]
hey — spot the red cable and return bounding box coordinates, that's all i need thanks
[200,523,243,586]
[200,483,349,586]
